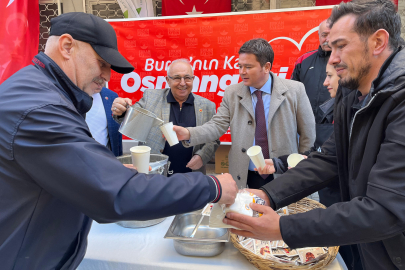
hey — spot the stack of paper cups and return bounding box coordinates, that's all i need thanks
[130,146,151,174]
[287,153,305,168]
[246,145,266,169]
[159,122,179,146]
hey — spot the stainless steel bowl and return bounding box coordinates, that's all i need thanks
[164,212,229,257]
[115,153,169,228]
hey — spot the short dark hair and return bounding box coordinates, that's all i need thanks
[238,38,274,67]
[329,0,401,50]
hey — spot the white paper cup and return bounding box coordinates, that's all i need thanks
[247,145,266,169]
[130,146,151,174]
[287,153,305,168]
[159,122,179,146]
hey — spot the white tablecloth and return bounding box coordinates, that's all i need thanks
[78,217,348,270]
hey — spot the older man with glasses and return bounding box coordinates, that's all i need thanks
[113,59,219,175]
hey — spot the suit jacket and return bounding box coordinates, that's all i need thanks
[185,72,315,188]
[100,87,122,157]
[134,88,219,172]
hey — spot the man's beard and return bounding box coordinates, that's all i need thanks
[338,59,371,91]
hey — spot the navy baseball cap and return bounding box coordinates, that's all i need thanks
[50,12,134,74]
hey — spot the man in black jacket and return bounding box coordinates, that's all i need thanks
[291,19,334,150]
[292,19,362,269]
[0,12,238,270]
[224,0,405,269]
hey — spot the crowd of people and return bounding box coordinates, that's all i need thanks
[0,0,404,269]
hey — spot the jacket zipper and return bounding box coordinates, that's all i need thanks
[349,93,378,142]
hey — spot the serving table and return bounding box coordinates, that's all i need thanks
[78,217,348,270]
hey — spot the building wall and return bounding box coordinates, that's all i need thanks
[399,0,405,41]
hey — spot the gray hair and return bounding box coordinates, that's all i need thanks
[166,59,193,76]
[329,0,401,50]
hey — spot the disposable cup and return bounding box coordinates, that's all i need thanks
[246,145,266,169]
[130,146,151,174]
[159,122,179,146]
[287,153,305,168]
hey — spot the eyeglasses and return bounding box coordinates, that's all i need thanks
[167,75,194,83]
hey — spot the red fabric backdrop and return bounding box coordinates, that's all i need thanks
[108,7,332,142]
[0,0,39,84]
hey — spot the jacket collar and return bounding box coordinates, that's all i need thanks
[237,72,287,121]
[370,46,402,96]
[166,89,194,105]
[236,72,285,98]
[192,93,203,126]
[317,45,331,58]
[319,98,335,114]
[267,72,287,125]
[32,52,93,117]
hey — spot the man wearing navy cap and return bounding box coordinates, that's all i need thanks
[0,12,237,270]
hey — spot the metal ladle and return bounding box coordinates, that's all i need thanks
[189,215,204,238]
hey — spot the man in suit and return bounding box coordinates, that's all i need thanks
[86,86,122,157]
[112,59,219,175]
[174,38,315,189]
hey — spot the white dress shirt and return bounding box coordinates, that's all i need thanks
[85,93,108,146]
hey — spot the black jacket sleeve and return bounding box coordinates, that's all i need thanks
[13,104,216,223]
[264,104,405,249]
[261,132,339,210]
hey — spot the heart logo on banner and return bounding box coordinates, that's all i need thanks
[269,26,319,51]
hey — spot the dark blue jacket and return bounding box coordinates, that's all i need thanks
[100,87,122,157]
[0,52,219,270]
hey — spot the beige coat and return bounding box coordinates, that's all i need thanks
[185,72,315,188]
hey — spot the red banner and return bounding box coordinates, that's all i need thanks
[162,0,232,16]
[0,0,39,84]
[108,7,332,142]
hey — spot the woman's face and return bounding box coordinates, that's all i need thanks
[323,64,339,98]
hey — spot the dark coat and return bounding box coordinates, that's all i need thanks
[262,47,405,270]
[291,46,331,124]
[100,87,122,157]
[0,53,218,270]
[314,97,335,150]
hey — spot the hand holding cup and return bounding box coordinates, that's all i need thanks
[130,146,151,174]
[247,146,266,170]
[287,153,305,168]
[159,122,179,146]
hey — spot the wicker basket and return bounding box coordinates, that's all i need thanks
[230,198,339,270]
